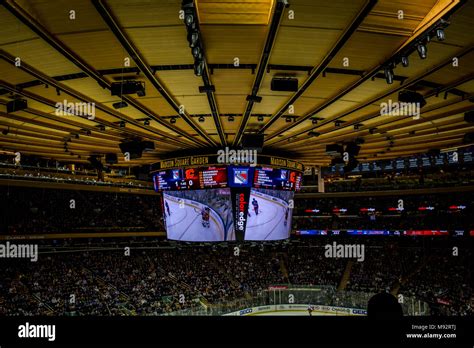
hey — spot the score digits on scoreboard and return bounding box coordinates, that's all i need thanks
[153,165,302,192]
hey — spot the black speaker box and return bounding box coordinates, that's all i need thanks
[398,90,426,108]
[141,141,155,152]
[88,155,103,170]
[271,77,298,92]
[464,111,474,123]
[6,99,28,113]
[111,81,144,96]
[242,134,264,150]
[326,144,343,156]
[345,142,361,157]
[105,153,118,164]
[463,132,474,143]
[119,140,143,159]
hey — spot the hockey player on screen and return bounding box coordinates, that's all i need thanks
[201,207,210,228]
[284,207,289,226]
[307,304,314,316]
[165,201,171,216]
[252,198,259,216]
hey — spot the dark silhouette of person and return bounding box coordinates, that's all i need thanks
[367,292,403,319]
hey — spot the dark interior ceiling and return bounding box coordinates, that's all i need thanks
[0,0,474,167]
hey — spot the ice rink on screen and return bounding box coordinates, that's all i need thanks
[163,193,233,242]
[245,189,293,240]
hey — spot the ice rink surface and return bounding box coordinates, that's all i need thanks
[252,310,334,316]
[163,194,226,241]
[245,191,291,240]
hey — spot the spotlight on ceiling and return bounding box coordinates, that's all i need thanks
[198,115,205,123]
[86,130,91,136]
[188,30,199,48]
[112,101,128,109]
[185,13,194,28]
[384,66,394,84]
[401,56,409,67]
[308,131,320,137]
[192,46,202,59]
[2,127,9,135]
[194,60,204,76]
[285,116,292,123]
[417,43,427,59]
[119,121,126,128]
[436,28,445,41]
[228,115,234,122]
[170,117,177,124]
[335,120,341,127]
[257,115,264,122]
[144,120,150,126]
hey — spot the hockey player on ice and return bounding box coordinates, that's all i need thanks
[307,304,314,316]
[252,198,259,216]
[165,201,171,216]
[201,207,210,228]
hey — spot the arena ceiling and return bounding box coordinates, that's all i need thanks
[0,0,474,167]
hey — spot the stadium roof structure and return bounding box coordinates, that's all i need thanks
[0,0,473,167]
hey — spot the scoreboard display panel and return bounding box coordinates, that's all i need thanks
[294,171,302,191]
[183,168,201,190]
[228,166,254,188]
[153,169,187,190]
[273,169,293,190]
[200,166,228,188]
[151,157,303,241]
[253,167,274,188]
[154,165,302,192]
[154,166,228,190]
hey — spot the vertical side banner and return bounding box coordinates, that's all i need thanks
[231,187,251,241]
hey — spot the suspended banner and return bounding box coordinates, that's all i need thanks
[231,187,251,241]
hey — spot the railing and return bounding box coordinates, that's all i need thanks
[164,285,430,316]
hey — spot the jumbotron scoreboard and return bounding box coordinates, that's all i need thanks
[152,163,302,191]
[150,154,303,242]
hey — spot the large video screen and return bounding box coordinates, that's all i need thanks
[253,167,302,190]
[244,188,294,241]
[153,166,227,191]
[162,187,294,242]
[163,189,235,242]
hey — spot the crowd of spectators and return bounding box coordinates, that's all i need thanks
[2,187,473,235]
[0,186,164,234]
[0,238,471,316]
[0,164,150,189]
[293,192,474,231]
